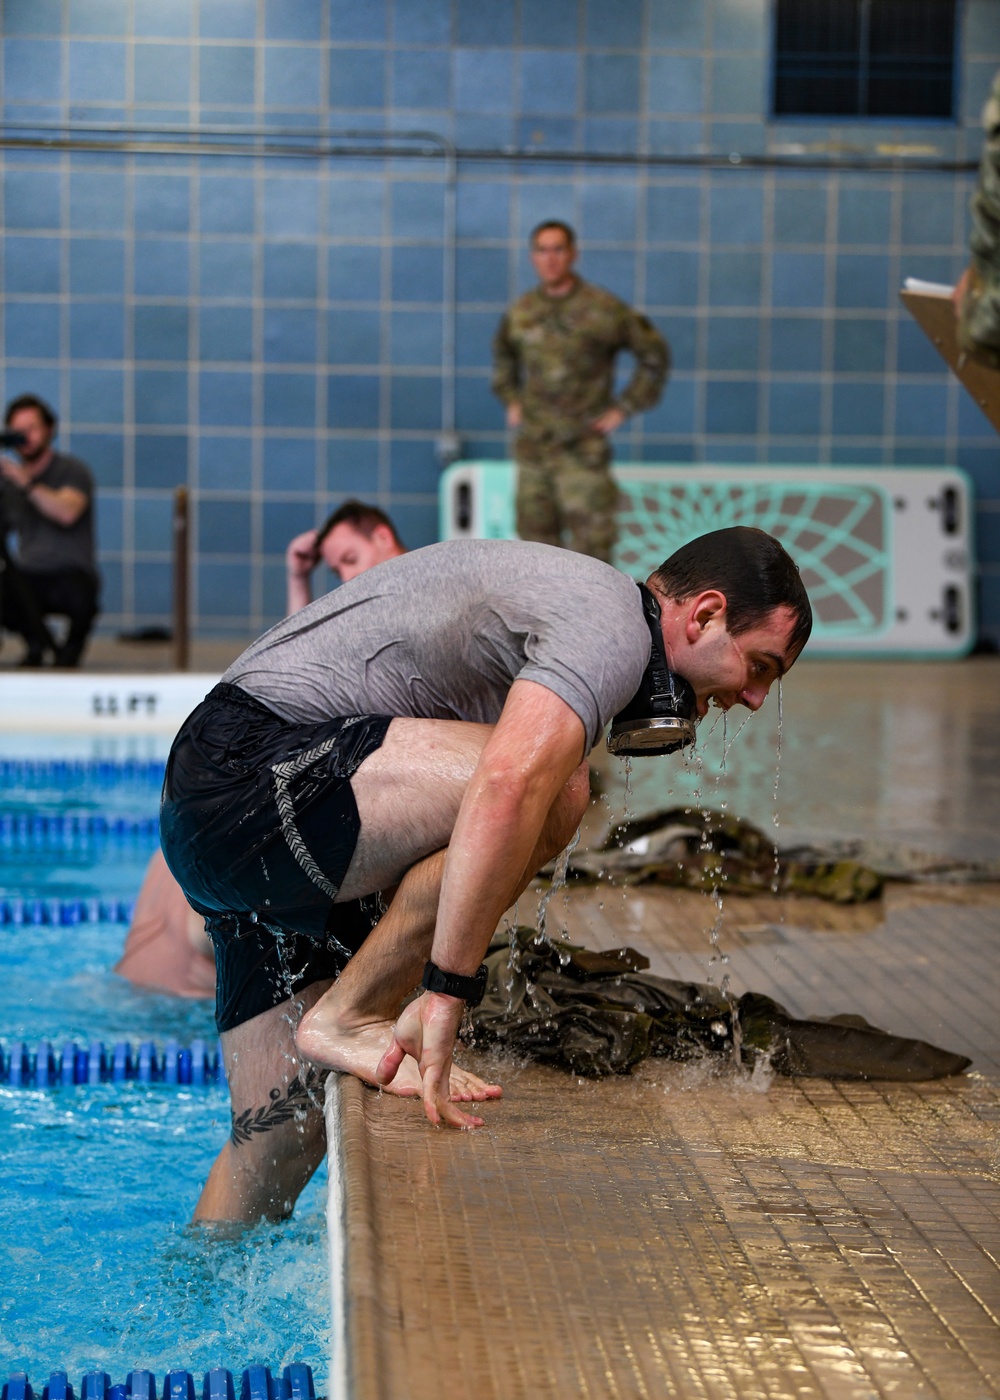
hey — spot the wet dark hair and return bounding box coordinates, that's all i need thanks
[530,219,577,248]
[5,393,57,432]
[314,498,404,550]
[649,527,812,659]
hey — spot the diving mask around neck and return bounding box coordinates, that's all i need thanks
[606,583,698,757]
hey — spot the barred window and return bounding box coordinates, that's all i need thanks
[773,0,957,119]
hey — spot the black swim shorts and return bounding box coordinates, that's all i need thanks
[160,681,392,1033]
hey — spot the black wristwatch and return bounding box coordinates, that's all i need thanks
[421,959,489,1007]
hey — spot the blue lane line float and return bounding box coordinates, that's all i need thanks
[2,1367,315,1400]
[0,898,135,927]
[0,812,160,852]
[0,759,166,790]
[1,1039,227,1087]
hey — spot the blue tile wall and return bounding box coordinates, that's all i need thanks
[6,236,62,292]
[133,494,174,553]
[770,318,825,373]
[326,436,379,494]
[135,434,188,488]
[71,430,124,486]
[1,0,996,641]
[198,435,254,491]
[261,437,315,493]
[772,185,828,245]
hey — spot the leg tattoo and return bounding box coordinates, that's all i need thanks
[229,1067,325,1147]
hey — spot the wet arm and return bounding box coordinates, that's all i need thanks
[430,678,586,975]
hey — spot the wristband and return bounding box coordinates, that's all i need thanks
[421,959,489,1007]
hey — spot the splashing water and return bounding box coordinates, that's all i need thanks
[536,823,582,953]
[697,697,789,1073]
[622,755,633,817]
[721,708,755,768]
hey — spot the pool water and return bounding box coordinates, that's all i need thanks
[0,752,331,1387]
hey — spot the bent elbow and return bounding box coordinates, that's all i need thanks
[475,760,552,819]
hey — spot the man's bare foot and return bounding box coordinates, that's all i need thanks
[295,1007,502,1102]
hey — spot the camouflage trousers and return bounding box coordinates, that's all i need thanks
[514,432,619,563]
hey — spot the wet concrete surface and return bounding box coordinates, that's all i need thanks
[333,657,1000,1398]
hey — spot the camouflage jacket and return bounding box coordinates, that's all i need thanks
[492,278,669,443]
[961,68,1000,366]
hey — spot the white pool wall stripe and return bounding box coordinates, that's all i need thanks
[0,674,220,732]
[325,1073,349,1400]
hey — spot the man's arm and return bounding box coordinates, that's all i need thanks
[615,309,670,418]
[378,678,587,1126]
[431,678,586,972]
[0,460,88,527]
[491,312,522,420]
[285,528,320,614]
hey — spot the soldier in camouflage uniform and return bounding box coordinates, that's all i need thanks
[958,69,1000,368]
[492,220,669,562]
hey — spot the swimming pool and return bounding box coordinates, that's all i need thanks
[0,733,332,1390]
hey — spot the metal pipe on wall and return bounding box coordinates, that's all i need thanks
[0,120,976,173]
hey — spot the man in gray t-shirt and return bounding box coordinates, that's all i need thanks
[162,528,812,1224]
[225,539,651,750]
[0,394,98,667]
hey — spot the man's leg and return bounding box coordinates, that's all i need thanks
[0,553,57,663]
[554,436,619,563]
[297,847,501,1097]
[295,717,590,1082]
[26,568,99,667]
[194,980,333,1225]
[514,440,562,547]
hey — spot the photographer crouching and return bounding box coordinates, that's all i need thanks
[0,395,99,668]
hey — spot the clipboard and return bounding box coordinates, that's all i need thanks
[900,279,1000,435]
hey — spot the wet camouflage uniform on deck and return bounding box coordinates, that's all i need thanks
[960,69,1000,367]
[492,278,669,562]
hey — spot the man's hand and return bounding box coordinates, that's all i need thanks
[0,459,88,525]
[592,406,626,435]
[376,991,486,1129]
[506,402,523,429]
[286,528,323,613]
[0,455,31,489]
[286,527,320,578]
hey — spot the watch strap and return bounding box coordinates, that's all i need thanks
[421,959,489,1007]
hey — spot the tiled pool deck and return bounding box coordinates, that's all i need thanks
[330,656,1000,1398]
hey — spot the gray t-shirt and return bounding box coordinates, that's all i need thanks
[0,451,96,575]
[224,538,650,754]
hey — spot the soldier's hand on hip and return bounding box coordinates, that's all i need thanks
[592,406,626,435]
